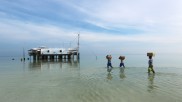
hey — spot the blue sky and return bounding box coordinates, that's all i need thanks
[0,0,182,56]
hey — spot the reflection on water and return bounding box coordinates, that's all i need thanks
[29,59,80,71]
[107,67,112,73]
[147,73,156,92]
[106,67,113,80]
[106,72,113,80]
[106,67,126,80]
[119,68,126,79]
[1,54,182,102]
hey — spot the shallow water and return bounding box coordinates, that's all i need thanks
[0,54,182,102]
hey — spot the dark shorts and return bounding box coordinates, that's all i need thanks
[107,63,112,66]
[120,63,124,67]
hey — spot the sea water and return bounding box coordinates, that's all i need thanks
[0,54,182,102]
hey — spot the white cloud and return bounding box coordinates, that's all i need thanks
[71,0,182,34]
[80,31,182,44]
[1,0,182,55]
[0,19,77,41]
[1,18,182,45]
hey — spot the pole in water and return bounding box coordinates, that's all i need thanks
[23,47,25,61]
[77,33,80,59]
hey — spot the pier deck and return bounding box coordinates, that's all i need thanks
[28,47,79,61]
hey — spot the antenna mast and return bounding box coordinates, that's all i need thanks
[77,33,80,59]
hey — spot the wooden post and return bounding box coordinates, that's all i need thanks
[77,33,80,59]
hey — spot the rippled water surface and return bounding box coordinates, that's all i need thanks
[0,54,182,102]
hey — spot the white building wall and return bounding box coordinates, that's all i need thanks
[41,48,66,55]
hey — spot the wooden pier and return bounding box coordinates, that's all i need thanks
[28,34,80,61]
[28,47,79,61]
